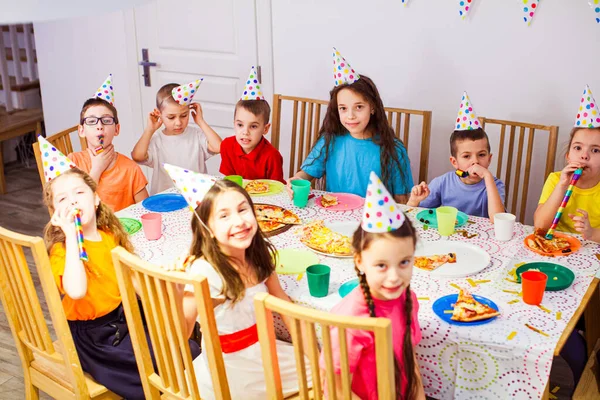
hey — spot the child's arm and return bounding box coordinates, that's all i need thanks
[134,187,149,203]
[50,208,88,299]
[131,109,162,162]
[468,164,504,222]
[407,182,430,207]
[190,103,222,154]
[286,171,315,199]
[534,162,583,228]
[394,194,409,204]
[569,209,600,242]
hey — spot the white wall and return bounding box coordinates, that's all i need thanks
[271,0,600,223]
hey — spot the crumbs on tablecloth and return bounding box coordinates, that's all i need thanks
[556,312,562,320]
[507,331,517,340]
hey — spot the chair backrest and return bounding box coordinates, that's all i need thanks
[111,247,230,400]
[254,292,395,400]
[271,94,432,183]
[479,117,559,222]
[33,125,87,186]
[0,226,92,398]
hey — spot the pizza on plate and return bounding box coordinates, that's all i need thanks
[258,220,286,233]
[451,289,500,322]
[254,204,302,225]
[245,180,270,194]
[526,228,571,254]
[414,253,457,272]
[298,220,352,256]
[320,194,339,208]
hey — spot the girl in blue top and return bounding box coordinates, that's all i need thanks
[288,50,413,202]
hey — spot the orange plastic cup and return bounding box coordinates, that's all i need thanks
[521,271,547,305]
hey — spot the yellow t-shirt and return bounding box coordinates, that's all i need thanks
[538,171,600,233]
[49,230,122,321]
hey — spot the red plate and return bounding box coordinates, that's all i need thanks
[315,193,365,211]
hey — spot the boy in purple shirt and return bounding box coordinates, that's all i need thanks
[407,92,505,221]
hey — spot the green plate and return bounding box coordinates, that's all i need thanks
[416,209,469,229]
[243,179,285,196]
[274,249,319,274]
[515,262,575,291]
[119,218,142,235]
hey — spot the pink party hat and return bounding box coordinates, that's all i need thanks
[459,0,473,19]
[362,172,406,233]
[93,74,115,105]
[333,47,360,87]
[455,91,481,131]
[171,79,203,106]
[522,0,540,26]
[575,85,600,128]
[163,163,217,209]
[38,136,78,182]
[240,66,265,100]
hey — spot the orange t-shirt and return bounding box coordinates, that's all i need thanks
[49,231,122,321]
[68,151,147,212]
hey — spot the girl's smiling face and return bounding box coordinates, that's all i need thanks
[208,190,258,256]
[337,88,373,138]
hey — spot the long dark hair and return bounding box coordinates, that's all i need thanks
[352,219,418,399]
[307,75,410,194]
[189,180,276,303]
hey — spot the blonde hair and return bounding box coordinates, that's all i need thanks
[42,169,133,253]
[156,83,180,110]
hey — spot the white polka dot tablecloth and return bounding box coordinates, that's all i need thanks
[118,188,600,400]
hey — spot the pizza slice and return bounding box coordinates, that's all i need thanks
[451,289,500,322]
[414,253,457,272]
[298,220,352,256]
[258,220,286,233]
[254,204,302,225]
[320,194,339,208]
[245,180,270,194]
[528,228,571,253]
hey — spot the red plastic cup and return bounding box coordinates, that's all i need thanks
[521,271,547,305]
[141,213,162,240]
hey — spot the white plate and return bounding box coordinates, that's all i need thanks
[414,241,491,278]
[324,221,360,238]
[302,244,354,259]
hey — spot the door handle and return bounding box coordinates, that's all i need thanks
[139,48,157,87]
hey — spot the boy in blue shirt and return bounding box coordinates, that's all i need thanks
[407,92,505,220]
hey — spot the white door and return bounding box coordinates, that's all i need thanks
[132,0,260,174]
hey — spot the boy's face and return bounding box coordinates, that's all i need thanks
[450,138,493,184]
[78,105,120,150]
[567,128,600,179]
[234,107,270,154]
[160,102,190,135]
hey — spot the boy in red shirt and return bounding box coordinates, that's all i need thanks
[219,66,284,183]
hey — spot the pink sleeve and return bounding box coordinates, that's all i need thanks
[410,291,422,345]
[319,325,371,375]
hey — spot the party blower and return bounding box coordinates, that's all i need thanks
[545,168,583,240]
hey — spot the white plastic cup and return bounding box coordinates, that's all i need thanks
[494,213,516,241]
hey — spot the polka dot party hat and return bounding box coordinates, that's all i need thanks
[163,163,217,210]
[455,91,481,131]
[240,66,265,100]
[574,85,600,128]
[38,135,78,182]
[591,0,600,24]
[522,0,540,26]
[93,74,115,105]
[459,0,473,19]
[171,79,203,106]
[333,47,360,87]
[361,172,406,233]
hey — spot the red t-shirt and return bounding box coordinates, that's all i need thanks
[219,136,284,183]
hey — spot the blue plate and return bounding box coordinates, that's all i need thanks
[338,279,359,298]
[432,294,499,326]
[416,209,469,229]
[142,193,187,212]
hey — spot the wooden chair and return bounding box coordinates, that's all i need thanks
[111,246,231,400]
[32,125,87,186]
[0,226,120,399]
[270,94,432,184]
[254,292,395,400]
[478,117,559,223]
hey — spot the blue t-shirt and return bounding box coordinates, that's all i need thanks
[419,171,505,218]
[301,133,413,197]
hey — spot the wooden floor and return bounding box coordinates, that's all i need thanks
[0,162,52,399]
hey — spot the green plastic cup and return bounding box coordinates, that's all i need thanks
[224,175,243,186]
[291,179,311,208]
[436,206,458,236]
[306,264,330,297]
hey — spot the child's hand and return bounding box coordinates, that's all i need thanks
[147,109,162,132]
[466,164,492,180]
[286,179,295,199]
[408,181,430,205]
[559,162,584,187]
[87,144,116,175]
[569,209,594,240]
[50,206,78,237]
[189,103,204,125]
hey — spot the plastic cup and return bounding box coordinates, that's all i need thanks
[141,213,162,240]
[291,179,311,208]
[494,213,516,241]
[306,264,330,297]
[521,271,547,305]
[436,206,458,236]
[224,175,243,186]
